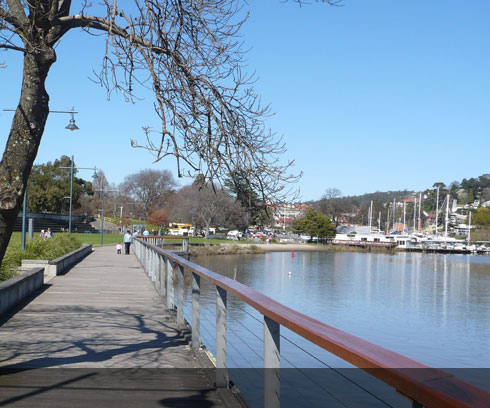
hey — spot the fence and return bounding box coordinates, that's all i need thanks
[133,238,489,408]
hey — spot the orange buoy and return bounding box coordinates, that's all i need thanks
[291,250,295,258]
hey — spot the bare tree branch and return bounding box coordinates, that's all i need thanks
[0,0,336,267]
[0,4,21,28]
[5,0,27,25]
[0,43,23,51]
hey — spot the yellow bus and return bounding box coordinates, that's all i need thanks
[168,223,192,236]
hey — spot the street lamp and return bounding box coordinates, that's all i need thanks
[95,180,119,246]
[60,155,98,233]
[2,107,80,250]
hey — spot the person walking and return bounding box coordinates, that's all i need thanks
[124,230,132,255]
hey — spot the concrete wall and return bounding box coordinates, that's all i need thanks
[0,268,44,316]
[21,244,93,279]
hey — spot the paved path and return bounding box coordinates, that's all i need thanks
[0,247,238,407]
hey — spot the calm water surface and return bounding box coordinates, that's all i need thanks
[191,251,490,368]
[185,251,489,407]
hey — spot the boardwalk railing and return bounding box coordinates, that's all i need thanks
[134,238,489,408]
[137,235,189,253]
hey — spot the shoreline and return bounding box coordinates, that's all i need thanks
[189,242,396,256]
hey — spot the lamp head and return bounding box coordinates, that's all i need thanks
[65,118,79,131]
[65,110,79,131]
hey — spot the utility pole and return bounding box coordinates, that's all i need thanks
[69,155,74,233]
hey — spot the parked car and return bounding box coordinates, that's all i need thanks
[300,234,311,241]
[227,230,243,240]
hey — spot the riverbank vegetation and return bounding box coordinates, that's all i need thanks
[189,244,264,256]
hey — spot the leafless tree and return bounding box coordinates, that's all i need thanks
[317,187,349,226]
[168,184,247,235]
[121,169,176,218]
[0,0,338,266]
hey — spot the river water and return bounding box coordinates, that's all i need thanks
[187,251,490,407]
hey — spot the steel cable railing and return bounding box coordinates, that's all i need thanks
[134,237,490,408]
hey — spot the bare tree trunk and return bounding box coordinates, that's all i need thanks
[0,46,55,266]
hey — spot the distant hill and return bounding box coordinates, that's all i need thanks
[311,174,490,227]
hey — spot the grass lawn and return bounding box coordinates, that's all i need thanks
[9,231,123,247]
[8,232,259,249]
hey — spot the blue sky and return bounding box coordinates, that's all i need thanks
[1,1,489,200]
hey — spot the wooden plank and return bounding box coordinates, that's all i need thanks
[0,246,238,408]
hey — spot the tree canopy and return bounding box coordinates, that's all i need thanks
[472,207,490,227]
[292,208,336,239]
[27,156,94,214]
[121,169,176,218]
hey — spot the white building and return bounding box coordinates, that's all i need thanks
[270,203,308,228]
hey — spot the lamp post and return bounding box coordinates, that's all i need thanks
[3,107,79,250]
[96,180,119,246]
[21,188,27,250]
[60,156,98,233]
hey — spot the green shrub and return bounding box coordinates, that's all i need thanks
[0,235,82,282]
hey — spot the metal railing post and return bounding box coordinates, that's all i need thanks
[167,259,175,310]
[177,264,185,327]
[152,249,156,281]
[264,316,280,408]
[163,255,168,297]
[191,272,201,349]
[157,254,162,294]
[216,286,228,388]
[149,247,152,276]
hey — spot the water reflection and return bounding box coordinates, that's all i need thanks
[192,251,490,368]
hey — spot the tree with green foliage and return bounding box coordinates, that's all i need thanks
[27,156,94,214]
[472,207,490,227]
[224,169,270,225]
[292,209,336,239]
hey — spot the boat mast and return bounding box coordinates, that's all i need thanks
[444,194,450,237]
[413,197,417,232]
[468,211,472,244]
[386,207,390,234]
[435,187,440,236]
[393,199,396,231]
[368,200,373,231]
[418,192,422,231]
[403,201,406,232]
[378,211,381,231]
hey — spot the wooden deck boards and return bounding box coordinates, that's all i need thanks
[0,246,238,407]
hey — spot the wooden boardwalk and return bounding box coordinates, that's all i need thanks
[0,246,241,407]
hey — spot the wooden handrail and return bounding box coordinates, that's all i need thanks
[137,238,490,408]
[136,235,189,240]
